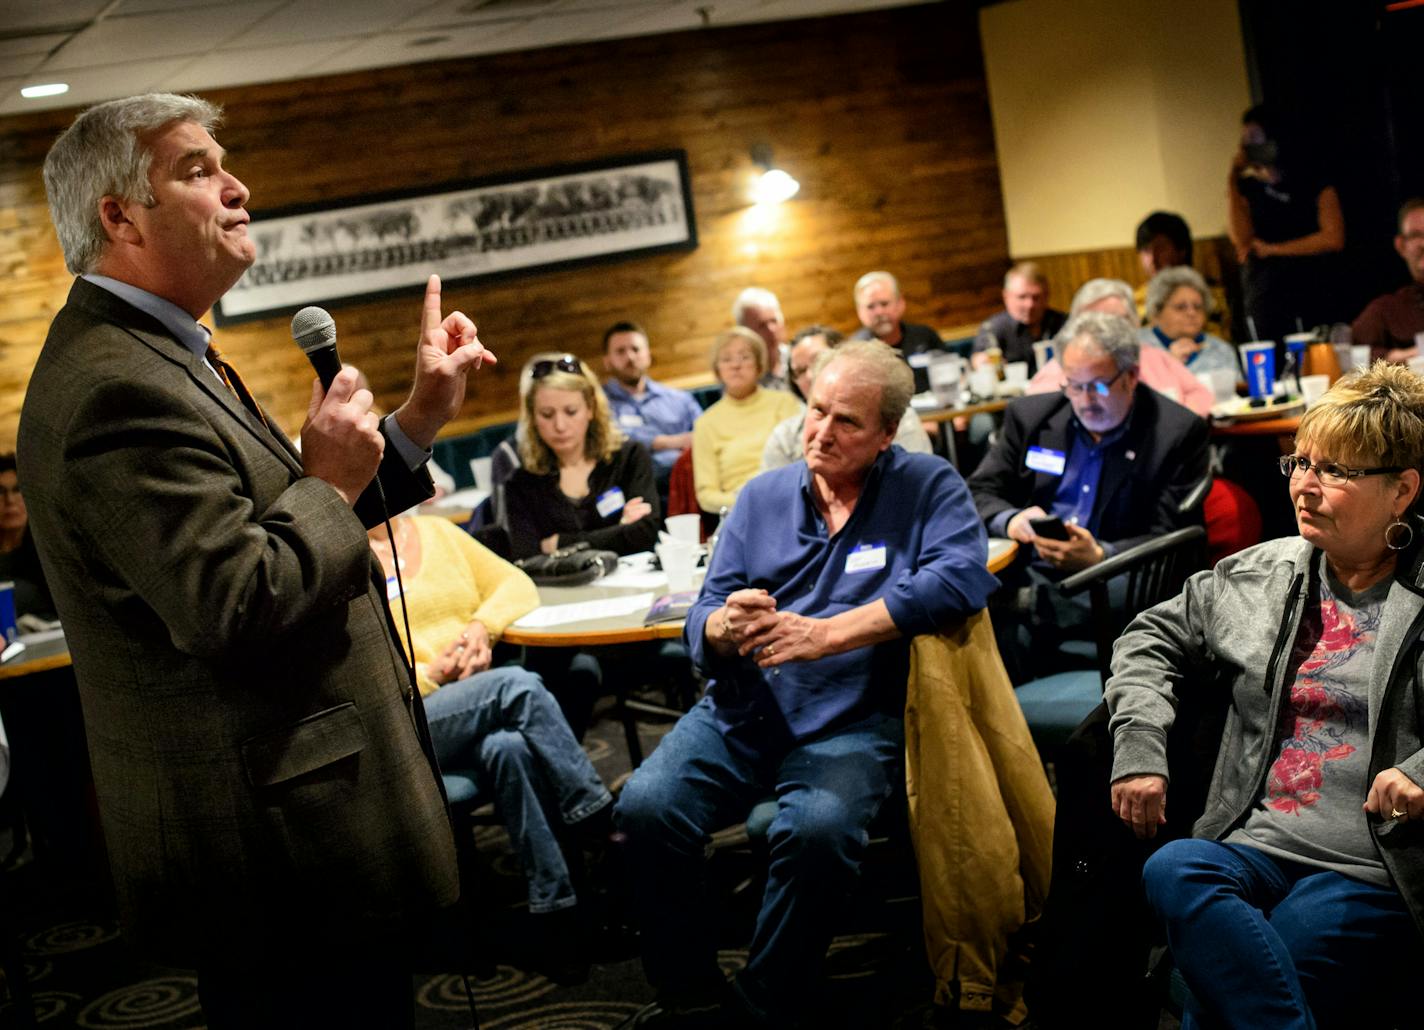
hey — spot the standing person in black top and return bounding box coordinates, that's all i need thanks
[1228,104,1346,347]
[505,354,661,560]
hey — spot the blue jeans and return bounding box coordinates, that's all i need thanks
[1143,839,1415,1029]
[423,666,611,913]
[614,695,903,1021]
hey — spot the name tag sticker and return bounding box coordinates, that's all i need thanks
[907,352,932,368]
[1025,446,1067,476]
[386,575,401,601]
[845,542,888,574]
[596,487,627,518]
[618,412,645,428]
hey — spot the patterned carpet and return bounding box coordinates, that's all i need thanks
[0,693,943,1029]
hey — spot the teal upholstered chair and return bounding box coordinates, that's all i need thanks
[1014,525,1208,752]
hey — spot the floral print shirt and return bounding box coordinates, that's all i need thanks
[1228,554,1391,886]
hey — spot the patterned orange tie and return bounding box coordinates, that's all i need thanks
[206,343,269,428]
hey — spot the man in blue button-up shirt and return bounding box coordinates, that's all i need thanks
[616,342,998,1027]
[601,321,705,495]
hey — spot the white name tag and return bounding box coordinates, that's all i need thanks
[596,487,627,518]
[618,412,645,427]
[1025,446,1066,476]
[386,575,401,601]
[907,352,932,368]
[845,542,888,574]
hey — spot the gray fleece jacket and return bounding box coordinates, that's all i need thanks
[1106,534,1424,935]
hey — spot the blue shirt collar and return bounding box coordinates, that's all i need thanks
[82,274,211,358]
[604,376,665,401]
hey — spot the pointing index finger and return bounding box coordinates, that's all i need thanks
[422,274,443,335]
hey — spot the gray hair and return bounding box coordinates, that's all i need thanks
[853,270,900,301]
[1143,266,1214,323]
[810,340,914,433]
[1068,277,1137,319]
[43,93,221,275]
[1058,310,1140,374]
[732,287,781,326]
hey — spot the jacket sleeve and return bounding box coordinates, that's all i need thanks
[1105,566,1220,784]
[58,376,373,658]
[967,402,1031,529]
[1110,412,1211,555]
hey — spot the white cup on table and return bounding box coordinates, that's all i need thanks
[657,541,699,593]
[665,513,702,545]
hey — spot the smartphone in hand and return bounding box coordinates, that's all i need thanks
[1028,515,1071,541]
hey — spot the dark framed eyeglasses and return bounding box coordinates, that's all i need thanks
[1061,368,1128,398]
[1278,455,1405,487]
[530,355,582,380]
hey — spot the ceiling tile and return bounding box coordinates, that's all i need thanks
[223,0,422,48]
[0,0,110,33]
[0,57,192,115]
[307,21,530,76]
[160,39,355,93]
[44,3,284,71]
[398,0,569,29]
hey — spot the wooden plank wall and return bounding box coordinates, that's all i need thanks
[0,3,1011,447]
[1019,235,1240,334]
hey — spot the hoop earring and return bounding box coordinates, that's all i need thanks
[1386,518,1414,551]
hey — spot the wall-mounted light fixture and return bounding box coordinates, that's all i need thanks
[750,143,799,204]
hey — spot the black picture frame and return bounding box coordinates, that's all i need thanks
[214,149,696,325]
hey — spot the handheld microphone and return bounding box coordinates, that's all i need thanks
[290,306,342,390]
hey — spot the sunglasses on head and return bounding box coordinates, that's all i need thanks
[530,355,582,380]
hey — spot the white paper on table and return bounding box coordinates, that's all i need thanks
[512,592,656,629]
[599,567,671,589]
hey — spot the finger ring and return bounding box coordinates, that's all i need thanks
[1392,807,1406,819]
[766,644,776,655]
[455,643,465,651]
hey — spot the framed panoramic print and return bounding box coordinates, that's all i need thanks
[214,150,696,324]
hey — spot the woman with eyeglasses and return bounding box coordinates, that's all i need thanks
[1139,267,1239,378]
[1107,362,1424,1028]
[692,327,801,513]
[503,353,660,560]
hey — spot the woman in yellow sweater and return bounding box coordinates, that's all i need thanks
[369,514,611,979]
[691,327,802,513]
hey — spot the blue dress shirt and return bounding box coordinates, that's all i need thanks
[686,447,998,746]
[603,377,705,470]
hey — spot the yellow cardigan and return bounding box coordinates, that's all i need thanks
[383,516,540,696]
[691,387,802,513]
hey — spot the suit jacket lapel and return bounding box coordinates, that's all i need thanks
[74,281,305,478]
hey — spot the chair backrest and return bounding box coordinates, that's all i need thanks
[1058,525,1208,684]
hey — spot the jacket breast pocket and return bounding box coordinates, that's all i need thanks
[240,702,368,788]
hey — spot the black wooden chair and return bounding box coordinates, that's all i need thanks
[1013,525,1208,753]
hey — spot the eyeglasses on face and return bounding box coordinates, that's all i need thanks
[1061,368,1127,398]
[1278,454,1405,486]
[530,355,582,380]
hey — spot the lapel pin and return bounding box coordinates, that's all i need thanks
[1126,450,1136,461]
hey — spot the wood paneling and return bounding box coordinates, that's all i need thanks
[0,4,1010,445]
[1017,236,1239,336]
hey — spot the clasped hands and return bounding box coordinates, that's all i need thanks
[302,274,496,505]
[429,619,493,686]
[713,588,831,667]
[1006,506,1105,571]
[1111,768,1424,841]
